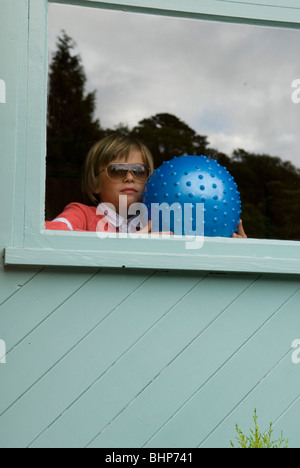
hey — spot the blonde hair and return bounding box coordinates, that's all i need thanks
[82,133,154,205]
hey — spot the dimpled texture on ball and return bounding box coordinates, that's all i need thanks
[143,155,242,237]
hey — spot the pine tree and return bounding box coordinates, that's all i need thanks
[47,30,102,179]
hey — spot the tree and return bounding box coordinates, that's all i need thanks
[131,113,210,168]
[47,31,102,179]
[228,149,300,239]
[46,31,103,219]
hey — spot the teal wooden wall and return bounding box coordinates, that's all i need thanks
[1,268,300,448]
[1,0,300,448]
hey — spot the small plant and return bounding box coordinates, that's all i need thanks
[230,409,289,448]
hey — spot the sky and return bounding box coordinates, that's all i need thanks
[48,3,300,169]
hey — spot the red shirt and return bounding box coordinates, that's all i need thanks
[45,203,118,232]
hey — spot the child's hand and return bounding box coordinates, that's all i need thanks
[139,220,173,235]
[232,220,247,238]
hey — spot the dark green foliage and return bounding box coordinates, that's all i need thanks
[130,113,209,168]
[221,150,300,240]
[47,31,103,179]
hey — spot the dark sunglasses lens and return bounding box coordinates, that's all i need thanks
[108,166,127,179]
[108,164,149,181]
[132,166,149,180]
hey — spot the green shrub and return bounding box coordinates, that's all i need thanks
[230,409,289,448]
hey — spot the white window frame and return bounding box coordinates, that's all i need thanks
[4,0,300,274]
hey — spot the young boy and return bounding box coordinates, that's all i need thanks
[46,133,156,233]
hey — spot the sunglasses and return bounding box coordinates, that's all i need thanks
[100,163,151,182]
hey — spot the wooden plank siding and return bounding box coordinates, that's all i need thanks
[0,0,300,449]
[0,269,299,447]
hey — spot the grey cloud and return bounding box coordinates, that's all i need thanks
[49,3,300,168]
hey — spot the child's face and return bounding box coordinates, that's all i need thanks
[96,149,147,212]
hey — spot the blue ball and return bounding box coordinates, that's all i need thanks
[143,155,242,237]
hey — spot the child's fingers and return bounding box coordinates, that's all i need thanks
[232,220,247,238]
[137,221,174,236]
[155,231,174,235]
[138,220,152,234]
[237,220,247,237]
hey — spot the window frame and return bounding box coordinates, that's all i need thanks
[4,0,300,274]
